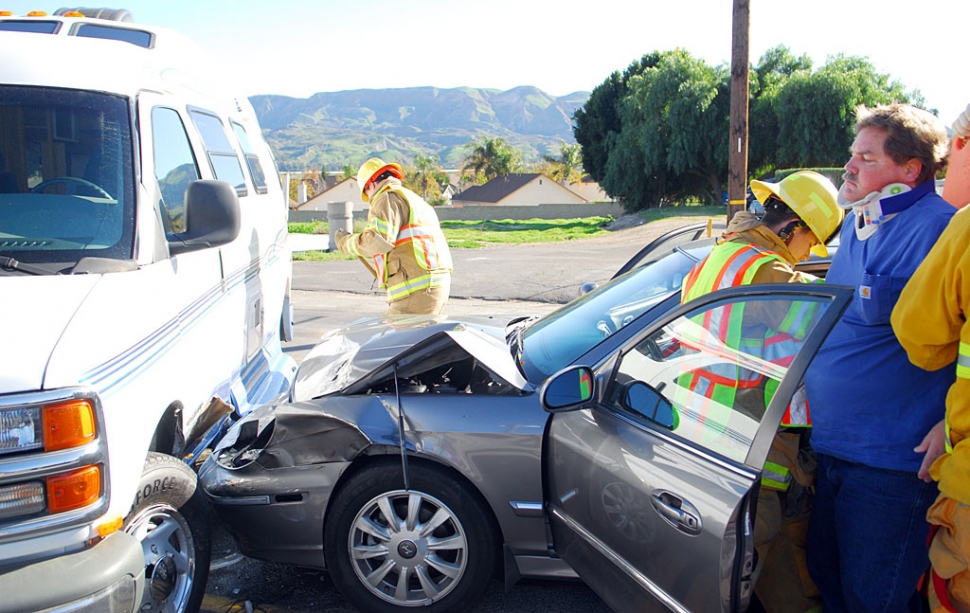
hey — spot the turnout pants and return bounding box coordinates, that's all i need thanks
[928,496,970,613]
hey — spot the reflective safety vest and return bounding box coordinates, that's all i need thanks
[359,185,452,300]
[680,241,811,421]
[676,242,814,485]
[944,341,970,453]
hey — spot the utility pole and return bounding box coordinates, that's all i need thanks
[727,0,750,222]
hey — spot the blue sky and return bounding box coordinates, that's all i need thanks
[7,1,968,126]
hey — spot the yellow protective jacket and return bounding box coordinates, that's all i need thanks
[892,206,970,504]
[336,180,452,302]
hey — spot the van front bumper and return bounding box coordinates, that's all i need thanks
[0,531,144,613]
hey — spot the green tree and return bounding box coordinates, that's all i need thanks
[461,137,522,184]
[749,46,813,176]
[542,141,584,183]
[575,45,920,210]
[403,154,448,204]
[573,53,663,182]
[602,49,729,208]
[773,54,912,168]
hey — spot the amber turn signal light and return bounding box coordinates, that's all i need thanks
[47,465,102,513]
[43,400,96,452]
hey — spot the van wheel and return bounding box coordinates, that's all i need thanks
[124,452,211,613]
[324,462,497,613]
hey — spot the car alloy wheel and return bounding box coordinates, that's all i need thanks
[325,462,496,612]
[350,488,467,604]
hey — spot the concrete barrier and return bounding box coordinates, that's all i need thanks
[326,201,353,250]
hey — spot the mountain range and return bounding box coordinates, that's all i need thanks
[249,86,589,172]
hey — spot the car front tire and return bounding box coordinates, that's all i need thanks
[124,452,211,613]
[324,461,497,612]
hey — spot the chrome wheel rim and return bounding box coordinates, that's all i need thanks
[126,503,196,613]
[348,489,468,607]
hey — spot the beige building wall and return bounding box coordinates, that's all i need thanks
[504,177,586,205]
[298,179,368,211]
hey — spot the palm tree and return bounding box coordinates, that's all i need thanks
[404,155,447,201]
[461,137,522,184]
[542,141,584,184]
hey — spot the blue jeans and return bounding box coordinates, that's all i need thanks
[806,453,938,612]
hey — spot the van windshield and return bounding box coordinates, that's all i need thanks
[0,86,135,270]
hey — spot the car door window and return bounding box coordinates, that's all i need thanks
[151,107,200,234]
[607,294,830,462]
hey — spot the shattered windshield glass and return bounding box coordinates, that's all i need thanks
[0,86,135,271]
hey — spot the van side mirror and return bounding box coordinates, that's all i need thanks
[541,366,595,413]
[169,180,241,255]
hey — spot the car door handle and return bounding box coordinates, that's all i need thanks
[651,490,703,536]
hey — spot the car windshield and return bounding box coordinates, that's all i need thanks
[0,85,135,271]
[519,244,708,381]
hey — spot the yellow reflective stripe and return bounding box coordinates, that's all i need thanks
[762,478,790,490]
[761,461,792,490]
[778,300,816,340]
[957,342,970,379]
[387,274,432,299]
[345,235,362,257]
[385,273,448,300]
[808,190,837,219]
[368,217,393,240]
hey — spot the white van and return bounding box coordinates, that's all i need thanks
[0,8,296,613]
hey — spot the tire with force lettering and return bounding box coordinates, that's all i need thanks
[124,452,212,613]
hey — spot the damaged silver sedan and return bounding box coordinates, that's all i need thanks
[199,235,851,613]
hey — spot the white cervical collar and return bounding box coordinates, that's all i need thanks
[838,183,911,240]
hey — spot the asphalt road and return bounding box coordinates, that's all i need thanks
[200,217,720,612]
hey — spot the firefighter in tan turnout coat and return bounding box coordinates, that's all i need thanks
[336,158,453,315]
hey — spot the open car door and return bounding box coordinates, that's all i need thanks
[541,284,852,613]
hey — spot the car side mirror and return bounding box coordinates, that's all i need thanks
[578,281,598,296]
[169,180,241,256]
[541,366,595,413]
[622,381,677,429]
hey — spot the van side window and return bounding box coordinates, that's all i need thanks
[231,121,267,194]
[188,109,247,197]
[151,107,200,233]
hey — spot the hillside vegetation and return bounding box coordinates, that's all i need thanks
[251,86,588,171]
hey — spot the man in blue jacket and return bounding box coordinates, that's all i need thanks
[803,104,955,612]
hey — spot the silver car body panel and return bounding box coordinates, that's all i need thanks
[201,322,558,575]
[544,284,854,612]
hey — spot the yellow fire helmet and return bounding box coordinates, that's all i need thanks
[751,171,844,257]
[356,157,403,202]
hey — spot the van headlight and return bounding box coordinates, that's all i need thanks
[0,406,44,454]
[0,400,96,455]
[0,398,102,522]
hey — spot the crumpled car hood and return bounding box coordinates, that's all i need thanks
[292,313,524,401]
